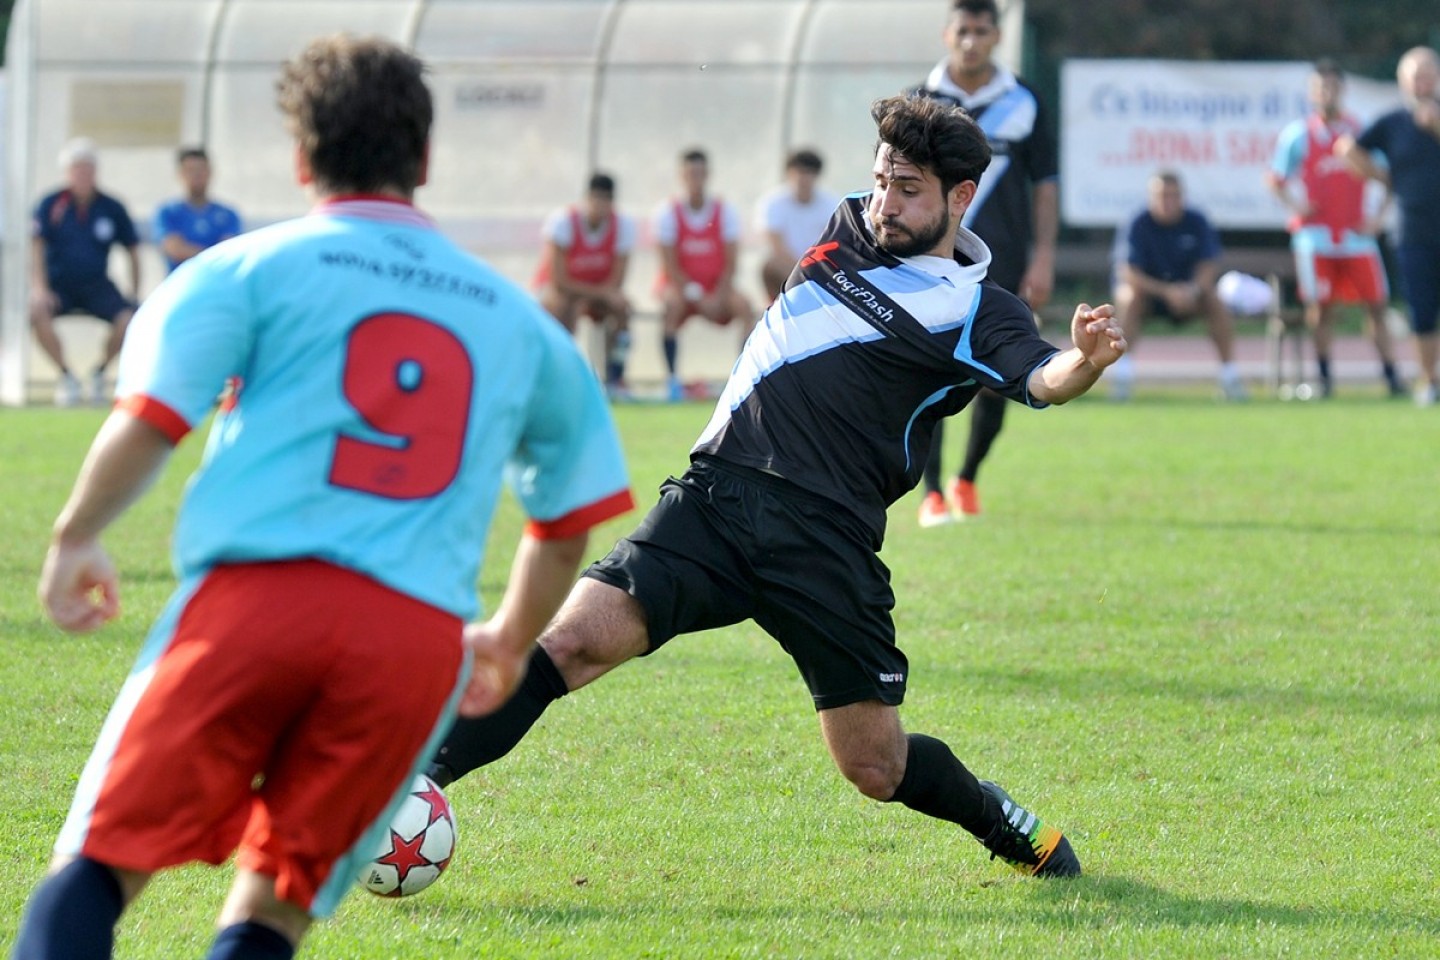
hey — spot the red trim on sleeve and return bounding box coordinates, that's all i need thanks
[115,394,191,445]
[525,488,636,540]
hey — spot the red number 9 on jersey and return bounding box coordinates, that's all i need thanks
[329,312,474,500]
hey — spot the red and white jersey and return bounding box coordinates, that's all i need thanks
[1271,112,1368,239]
[653,197,741,293]
[533,206,635,288]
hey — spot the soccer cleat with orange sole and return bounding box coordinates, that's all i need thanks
[978,780,1081,878]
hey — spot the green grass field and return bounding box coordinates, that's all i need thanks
[2,391,1438,958]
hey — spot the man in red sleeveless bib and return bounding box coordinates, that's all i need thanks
[1268,61,1403,398]
[534,173,635,395]
[654,149,753,401]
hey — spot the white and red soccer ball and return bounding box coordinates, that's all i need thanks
[358,774,457,897]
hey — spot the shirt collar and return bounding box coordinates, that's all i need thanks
[924,58,1017,110]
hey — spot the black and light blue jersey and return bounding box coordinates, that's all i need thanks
[915,63,1058,293]
[691,195,1059,545]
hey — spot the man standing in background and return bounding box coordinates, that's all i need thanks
[1339,46,1440,406]
[913,0,1058,527]
[154,147,243,273]
[1268,61,1404,398]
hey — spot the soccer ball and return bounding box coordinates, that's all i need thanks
[357,774,457,897]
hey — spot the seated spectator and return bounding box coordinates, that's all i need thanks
[154,146,243,273]
[1110,170,1246,401]
[30,138,140,406]
[755,148,839,302]
[534,172,635,397]
[655,148,752,402]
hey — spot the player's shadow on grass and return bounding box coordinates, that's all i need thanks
[469,873,1439,939]
[1023,873,1440,936]
[957,660,1438,722]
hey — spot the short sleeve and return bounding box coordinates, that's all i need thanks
[1270,121,1306,180]
[758,191,784,232]
[1356,113,1390,153]
[1197,214,1223,260]
[220,205,242,239]
[32,196,52,241]
[614,214,637,254]
[540,208,572,248]
[720,201,744,242]
[1023,88,1060,184]
[153,203,179,241]
[506,315,634,537]
[653,205,679,246]
[115,249,253,441]
[960,287,1059,407]
[113,202,139,246]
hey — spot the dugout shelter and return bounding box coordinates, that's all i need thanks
[1,0,1024,405]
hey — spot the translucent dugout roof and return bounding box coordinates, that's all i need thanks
[2,0,1025,404]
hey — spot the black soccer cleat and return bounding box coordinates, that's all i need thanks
[978,780,1082,878]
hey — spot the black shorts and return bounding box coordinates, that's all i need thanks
[584,457,906,710]
[52,276,133,323]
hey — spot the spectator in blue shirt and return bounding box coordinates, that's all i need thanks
[1338,46,1440,406]
[154,146,242,273]
[1109,170,1245,401]
[30,138,141,406]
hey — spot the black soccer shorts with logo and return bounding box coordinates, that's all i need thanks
[584,456,908,710]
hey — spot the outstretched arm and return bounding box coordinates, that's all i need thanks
[1027,303,1127,406]
[458,531,589,717]
[40,412,176,631]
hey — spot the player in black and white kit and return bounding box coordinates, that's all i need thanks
[429,94,1124,878]
[913,0,1059,526]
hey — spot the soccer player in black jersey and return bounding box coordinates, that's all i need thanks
[430,93,1125,879]
[913,0,1059,526]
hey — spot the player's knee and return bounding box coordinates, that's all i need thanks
[835,754,904,801]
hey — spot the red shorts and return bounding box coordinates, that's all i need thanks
[1294,242,1389,306]
[56,560,465,916]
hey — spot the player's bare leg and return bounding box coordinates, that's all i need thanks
[817,701,1081,877]
[29,303,69,373]
[540,578,650,691]
[429,578,649,786]
[538,287,580,334]
[818,700,908,799]
[1202,288,1246,399]
[1108,283,1145,399]
[1307,301,1336,396]
[215,868,311,952]
[102,308,135,370]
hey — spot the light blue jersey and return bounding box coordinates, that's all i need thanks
[153,198,243,272]
[117,198,632,619]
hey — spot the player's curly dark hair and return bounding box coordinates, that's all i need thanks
[870,94,991,197]
[277,35,432,195]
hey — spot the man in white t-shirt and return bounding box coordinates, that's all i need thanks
[654,148,751,402]
[534,173,637,394]
[755,149,839,302]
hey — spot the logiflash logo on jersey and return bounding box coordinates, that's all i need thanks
[795,233,902,329]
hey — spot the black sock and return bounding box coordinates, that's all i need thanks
[921,422,945,495]
[428,646,568,786]
[11,857,124,960]
[959,390,1006,482]
[1383,362,1400,386]
[886,734,996,840]
[663,336,678,375]
[205,922,295,960]
[1317,356,1332,383]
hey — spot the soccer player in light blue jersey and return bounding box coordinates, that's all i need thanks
[15,35,632,960]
